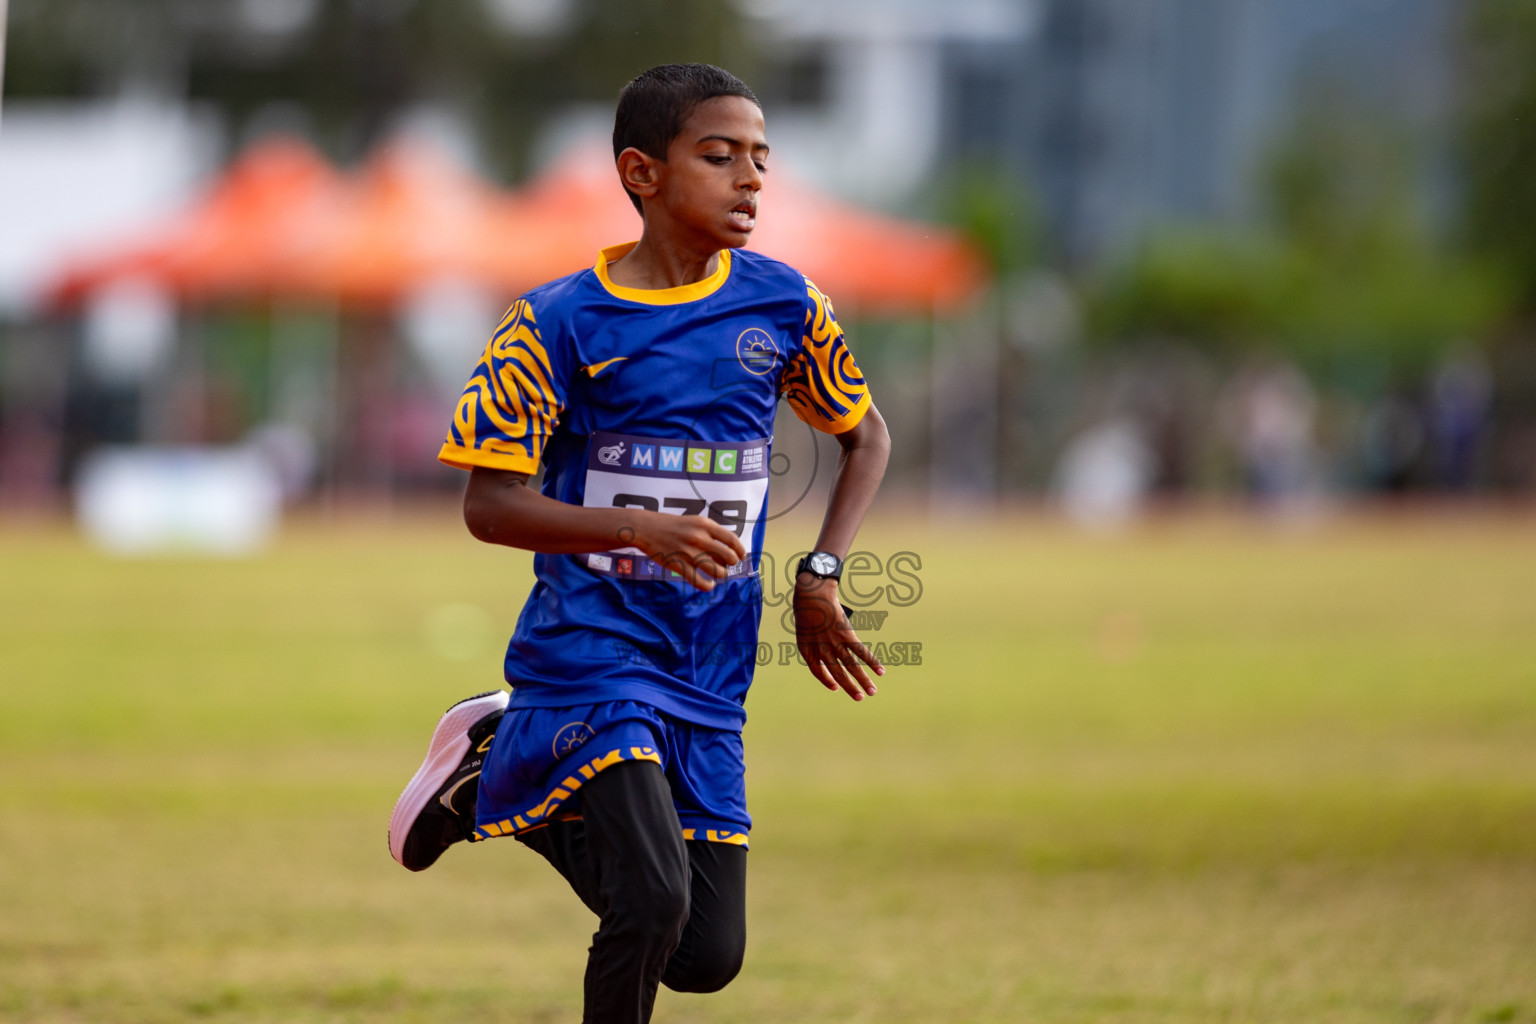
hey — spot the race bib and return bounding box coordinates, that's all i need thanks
[581,430,770,581]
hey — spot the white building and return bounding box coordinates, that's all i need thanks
[0,100,218,317]
[738,0,1039,206]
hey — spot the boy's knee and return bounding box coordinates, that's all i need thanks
[637,881,691,936]
[606,874,690,947]
[663,951,743,994]
[662,929,745,993]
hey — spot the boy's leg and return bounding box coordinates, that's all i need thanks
[518,760,690,1024]
[523,823,748,998]
[661,839,747,994]
[656,714,749,992]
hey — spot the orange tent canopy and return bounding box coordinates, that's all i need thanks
[48,137,987,316]
[272,141,542,307]
[509,144,988,315]
[47,137,531,311]
[47,138,349,309]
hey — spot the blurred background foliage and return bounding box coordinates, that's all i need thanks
[1463,0,1536,316]
[6,0,1536,502]
[1086,0,1536,372]
[3,0,753,176]
[1091,112,1508,372]
[936,161,1042,278]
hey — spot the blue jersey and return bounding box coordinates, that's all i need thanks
[439,242,871,730]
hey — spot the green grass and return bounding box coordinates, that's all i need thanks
[2,508,1535,1023]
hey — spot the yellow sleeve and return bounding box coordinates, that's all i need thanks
[781,278,872,434]
[438,298,568,473]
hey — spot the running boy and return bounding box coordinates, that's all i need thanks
[388,63,890,1023]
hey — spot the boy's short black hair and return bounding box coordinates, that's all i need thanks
[613,63,760,213]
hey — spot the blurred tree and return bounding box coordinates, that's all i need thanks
[1091,108,1506,371]
[1262,113,1504,367]
[933,161,1041,277]
[0,0,9,106]
[1462,0,1536,314]
[476,0,757,179]
[4,0,192,97]
[3,0,754,178]
[1088,232,1285,350]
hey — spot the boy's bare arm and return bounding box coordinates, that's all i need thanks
[792,403,892,702]
[463,468,746,592]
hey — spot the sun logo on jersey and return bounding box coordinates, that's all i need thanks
[552,721,595,758]
[736,327,779,376]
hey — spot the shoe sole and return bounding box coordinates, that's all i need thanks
[388,690,510,868]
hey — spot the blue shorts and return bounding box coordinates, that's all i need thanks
[472,700,750,847]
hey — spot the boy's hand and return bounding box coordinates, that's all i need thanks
[630,513,748,592]
[793,574,884,700]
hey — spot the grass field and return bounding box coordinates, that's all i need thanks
[2,507,1534,1023]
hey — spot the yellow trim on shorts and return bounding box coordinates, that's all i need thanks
[681,828,750,846]
[471,745,661,841]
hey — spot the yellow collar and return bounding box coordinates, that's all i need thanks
[593,242,733,305]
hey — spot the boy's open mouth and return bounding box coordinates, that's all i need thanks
[728,201,756,231]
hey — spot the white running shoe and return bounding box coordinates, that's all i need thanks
[387,690,509,871]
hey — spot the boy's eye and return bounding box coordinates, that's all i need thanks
[705,155,731,165]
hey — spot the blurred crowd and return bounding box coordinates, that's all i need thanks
[3,0,1536,535]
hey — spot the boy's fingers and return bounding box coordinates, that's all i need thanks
[662,553,716,591]
[806,654,838,692]
[798,642,842,693]
[819,647,864,701]
[836,670,866,701]
[819,640,875,698]
[678,525,739,568]
[722,529,748,560]
[841,630,886,675]
[701,519,748,559]
[663,551,729,591]
[836,646,877,695]
[797,638,875,700]
[700,538,741,567]
[692,553,729,579]
[716,520,748,557]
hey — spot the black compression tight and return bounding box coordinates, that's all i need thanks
[515,760,748,1024]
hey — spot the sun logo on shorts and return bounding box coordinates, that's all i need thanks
[552,721,595,758]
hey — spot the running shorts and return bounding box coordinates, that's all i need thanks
[472,700,750,847]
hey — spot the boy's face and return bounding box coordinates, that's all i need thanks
[653,95,768,250]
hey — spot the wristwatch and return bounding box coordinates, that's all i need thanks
[797,551,843,581]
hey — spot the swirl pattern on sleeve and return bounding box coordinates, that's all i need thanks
[781,278,871,434]
[438,299,567,474]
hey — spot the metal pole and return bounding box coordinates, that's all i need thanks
[928,300,941,515]
[0,0,10,136]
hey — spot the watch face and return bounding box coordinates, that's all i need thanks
[809,552,839,576]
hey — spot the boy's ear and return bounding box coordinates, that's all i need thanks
[616,146,664,203]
